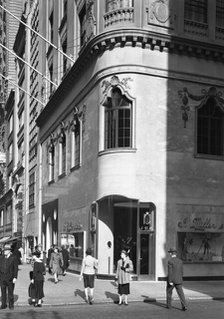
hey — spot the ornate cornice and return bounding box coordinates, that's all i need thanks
[37,28,224,126]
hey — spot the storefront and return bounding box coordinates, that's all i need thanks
[177,204,224,278]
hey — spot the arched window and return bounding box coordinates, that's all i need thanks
[104,87,132,149]
[197,97,224,156]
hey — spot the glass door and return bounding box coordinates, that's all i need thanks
[138,232,155,280]
[137,202,155,280]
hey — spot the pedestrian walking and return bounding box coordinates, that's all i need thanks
[49,246,63,284]
[61,245,70,275]
[115,249,133,306]
[47,244,55,274]
[166,247,187,311]
[30,250,46,307]
[0,244,18,310]
[79,247,98,305]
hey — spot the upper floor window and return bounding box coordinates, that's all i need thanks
[29,172,35,208]
[62,37,67,75]
[104,87,132,149]
[0,209,3,227]
[79,5,86,47]
[71,118,81,169]
[48,138,55,182]
[59,127,66,176]
[184,0,208,23]
[8,113,13,135]
[49,11,54,43]
[106,0,134,12]
[197,97,224,156]
[8,143,12,163]
[216,0,224,28]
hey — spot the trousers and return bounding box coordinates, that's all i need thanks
[1,280,15,308]
[166,282,187,309]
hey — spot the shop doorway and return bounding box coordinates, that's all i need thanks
[112,197,155,280]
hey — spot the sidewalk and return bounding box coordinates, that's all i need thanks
[13,264,224,307]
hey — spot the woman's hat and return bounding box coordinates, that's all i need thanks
[33,251,41,258]
[3,244,11,251]
[168,247,177,253]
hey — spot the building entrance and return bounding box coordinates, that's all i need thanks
[98,196,155,280]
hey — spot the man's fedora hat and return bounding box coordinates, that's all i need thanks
[3,244,11,251]
[168,247,177,253]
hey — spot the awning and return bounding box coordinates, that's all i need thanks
[0,236,11,243]
[7,236,22,242]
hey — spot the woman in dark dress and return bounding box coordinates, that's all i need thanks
[31,251,46,307]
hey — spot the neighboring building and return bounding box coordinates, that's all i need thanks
[0,0,24,246]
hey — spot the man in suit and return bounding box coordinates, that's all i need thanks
[0,244,18,310]
[166,247,187,311]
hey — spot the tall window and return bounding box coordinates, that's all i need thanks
[29,172,35,208]
[197,98,224,156]
[49,11,54,43]
[0,209,3,227]
[79,5,86,47]
[104,87,132,149]
[49,140,55,181]
[59,131,66,175]
[62,37,67,74]
[216,0,224,28]
[8,143,12,163]
[71,119,81,168]
[184,0,208,23]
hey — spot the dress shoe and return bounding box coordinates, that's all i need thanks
[0,305,7,309]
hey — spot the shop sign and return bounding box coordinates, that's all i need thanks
[177,213,224,232]
[63,221,83,233]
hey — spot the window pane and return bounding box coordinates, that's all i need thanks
[197,98,224,156]
[104,88,132,149]
[184,0,208,23]
[216,0,224,27]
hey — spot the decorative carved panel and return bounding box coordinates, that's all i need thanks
[146,0,174,30]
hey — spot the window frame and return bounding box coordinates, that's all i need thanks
[195,97,224,159]
[104,87,133,150]
[184,0,208,24]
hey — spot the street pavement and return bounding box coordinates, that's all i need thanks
[11,263,224,307]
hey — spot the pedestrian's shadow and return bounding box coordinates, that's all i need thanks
[47,277,62,283]
[105,291,118,303]
[74,289,86,301]
[142,295,167,309]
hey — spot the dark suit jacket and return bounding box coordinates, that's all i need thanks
[0,254,18,283]
[167,256,183,284]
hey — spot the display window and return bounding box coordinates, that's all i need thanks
[61,231,86,259]
[177,206,224,263]
[178,232,224,262]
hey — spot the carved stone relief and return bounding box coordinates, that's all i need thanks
[146,0,174,29]
[178,87,224,128]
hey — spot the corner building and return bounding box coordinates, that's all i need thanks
[37,0,224,280]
